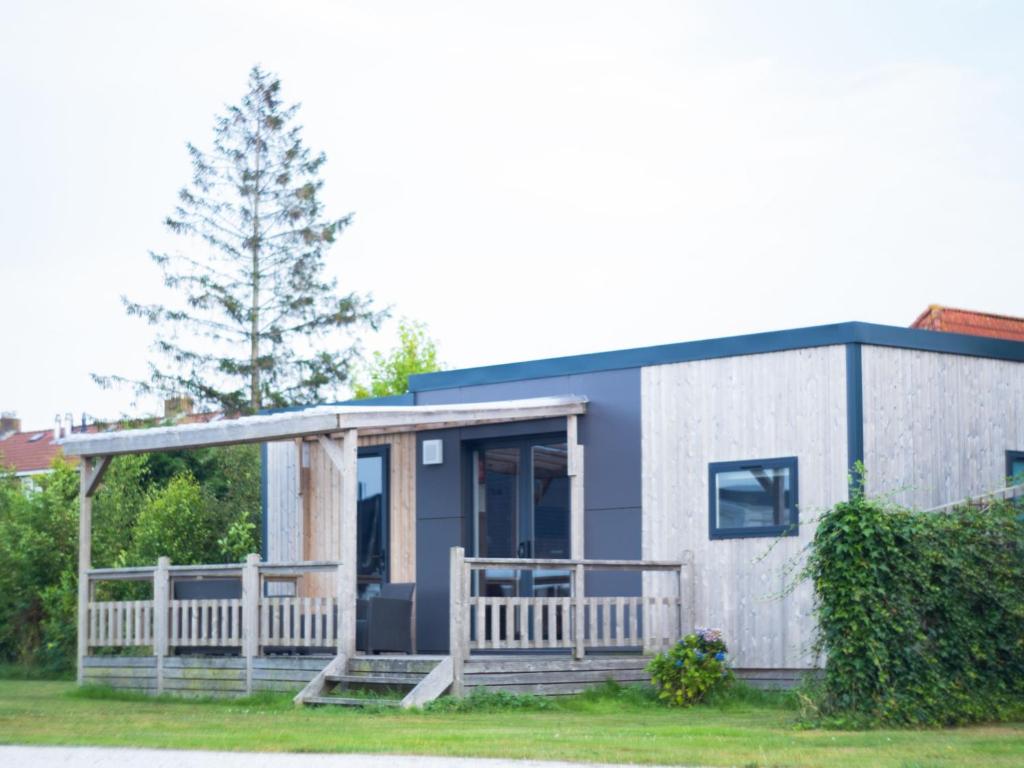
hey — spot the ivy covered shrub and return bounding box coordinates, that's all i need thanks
[805,488,1024,727]
[646,628,733,706]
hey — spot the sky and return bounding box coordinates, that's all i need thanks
[1,1,1022,429]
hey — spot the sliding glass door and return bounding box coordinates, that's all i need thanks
[471,437,570,599]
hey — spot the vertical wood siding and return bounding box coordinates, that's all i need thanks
[862,346,1024,508]
[641,346,848,669]
[264,432,417,591]
[265,441,300,562]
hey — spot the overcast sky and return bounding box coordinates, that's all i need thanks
[1,1,1022,429]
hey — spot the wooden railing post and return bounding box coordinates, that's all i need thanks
[153,556,170,694]
[573,562,585,660]
[242,553,260,695]
[678,550,695,639]
[76,461,93,685]
[335,562,345,656]
[449,546,466,696]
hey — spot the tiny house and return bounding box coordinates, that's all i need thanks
[64,320,1024,701]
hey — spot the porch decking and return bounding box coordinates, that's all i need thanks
[82,653,655,701]
[82,551,689,705]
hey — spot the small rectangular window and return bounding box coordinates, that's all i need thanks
[709,457,798,539]
[1007,450,1024,484]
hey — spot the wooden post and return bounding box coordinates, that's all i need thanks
[335,562,345,656]
[681,550,696,636]
[317,431,358,657]
[338,429,358,658]
[573,562,585,659]
[153,556,170,694]
[567,416,585,560]
[76,465,91,685]
[242,553,260,695]
[449,546,465,696]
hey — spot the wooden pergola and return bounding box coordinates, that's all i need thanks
[61,395,588,682]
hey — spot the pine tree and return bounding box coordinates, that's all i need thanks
[95,66,383,413]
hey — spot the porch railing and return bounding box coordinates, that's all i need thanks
[84,555,343,692]
[448,547,694,694]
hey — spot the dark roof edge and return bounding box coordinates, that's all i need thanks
[408,321,1024,392]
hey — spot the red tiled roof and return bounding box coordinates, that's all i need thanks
[911,305,1024,342]
[0,429,72,474]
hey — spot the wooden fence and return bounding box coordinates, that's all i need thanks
[83,556,343,693]
[448,547,694,694]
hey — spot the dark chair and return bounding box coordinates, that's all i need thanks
[356,583,415,654]
[171,578,243,656]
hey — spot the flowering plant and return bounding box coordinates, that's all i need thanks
[645,627,732,706]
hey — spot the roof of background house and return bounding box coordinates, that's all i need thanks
[0,410,223,475]
[0,429,70,474]
[911,305,1024,342]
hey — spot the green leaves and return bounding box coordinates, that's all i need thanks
[645,632,733,707]
[804,489,1024,727]
[0,446,261,670]
[351,319,441,399]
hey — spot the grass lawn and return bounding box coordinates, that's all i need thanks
[0,679,1022,767]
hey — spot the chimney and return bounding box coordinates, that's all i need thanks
[164,396,195,420]
[0,412,20,437]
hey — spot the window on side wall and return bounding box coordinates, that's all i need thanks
[709,457,798,540]
[1007,450,1024,485]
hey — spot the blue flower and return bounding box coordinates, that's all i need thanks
[715,652,726,661]
[674,659,683,668]
[695,650,705,660]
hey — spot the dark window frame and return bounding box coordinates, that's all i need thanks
[708,456,799,540]
[357,444,390,587]
[1007,450,1024,483]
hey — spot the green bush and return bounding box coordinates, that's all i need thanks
[804,486,1024,727]
[646,628,733,706]
[0,444,261,670]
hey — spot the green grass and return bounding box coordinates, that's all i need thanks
[0,679,1022,767]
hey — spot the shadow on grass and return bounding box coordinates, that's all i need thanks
[66,677,798,719]
[0,663,73,681]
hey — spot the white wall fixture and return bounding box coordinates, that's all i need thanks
[422,439,443,466]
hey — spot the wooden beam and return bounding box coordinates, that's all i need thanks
[241,554,260,694]
[316,435,347,473]
[60,396,588,458]
[153,556,170,694]
[76,459,94,685]
[337,429,358,658]
[567,415,585,560]
[449,546,466,696]
[401,656,454,708]
[82,456,111,498]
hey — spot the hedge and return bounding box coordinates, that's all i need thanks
[804,486,1024,727]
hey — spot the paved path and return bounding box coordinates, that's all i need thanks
[0,746,683,768]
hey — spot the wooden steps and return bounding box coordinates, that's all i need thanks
[296,654,452,708]
[327,673,424,686]
[304,695,402,707]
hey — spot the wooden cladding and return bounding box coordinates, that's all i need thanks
[266,432,416,590]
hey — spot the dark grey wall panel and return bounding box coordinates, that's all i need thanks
[567,368,642,511]
[584,506,642,597]
[415,368,642,511]
[413,369,644,651]
[416,515,463,652]
[416,430,464,520]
